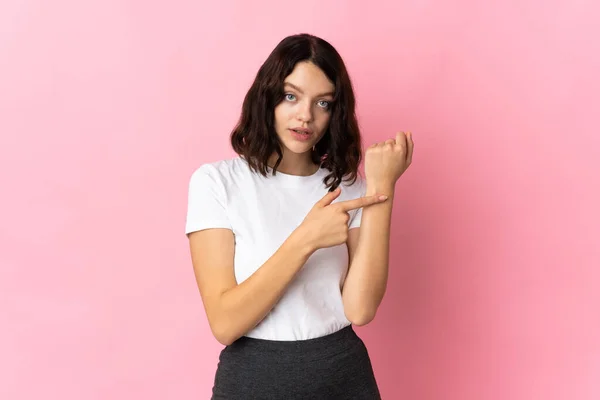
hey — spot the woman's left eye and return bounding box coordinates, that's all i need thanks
[318,100,330,109]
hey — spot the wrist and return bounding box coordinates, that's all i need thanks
[289,225,317,257]
[366,181,396,197]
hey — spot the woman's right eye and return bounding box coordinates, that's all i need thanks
[284,93,296,101]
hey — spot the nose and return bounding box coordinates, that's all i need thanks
[296,100,313,123]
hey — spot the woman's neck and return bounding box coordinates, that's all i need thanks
[268,152,319,176]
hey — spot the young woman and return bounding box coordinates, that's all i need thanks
[186,33,413,399]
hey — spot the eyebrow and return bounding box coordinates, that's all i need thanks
[284,82,334,98]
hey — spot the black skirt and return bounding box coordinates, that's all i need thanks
[211,325,381,399]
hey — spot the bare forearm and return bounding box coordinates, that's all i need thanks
[342,183,394,324]
[216,230,314,344]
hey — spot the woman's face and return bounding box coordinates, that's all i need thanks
[274,61,335,157]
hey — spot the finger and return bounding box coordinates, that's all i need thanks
[384,138,396,146]
[336,194,388,212]
[316,186,342,207]
[396,131,407,148]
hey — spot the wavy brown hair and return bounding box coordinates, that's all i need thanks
[230,33,362,191]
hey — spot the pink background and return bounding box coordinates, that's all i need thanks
[1,1,599,399]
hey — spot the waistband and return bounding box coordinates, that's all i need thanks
[225,325,361,362]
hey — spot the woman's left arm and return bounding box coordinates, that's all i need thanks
[342,131,414,326]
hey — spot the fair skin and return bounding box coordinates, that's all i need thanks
[268,61,334,175]
[342,131,413,324]
[188,61,414,345]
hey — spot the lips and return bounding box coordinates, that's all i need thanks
[289,129,313,141]
[290,127,313,135]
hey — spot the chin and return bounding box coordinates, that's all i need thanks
[282,141,313,155]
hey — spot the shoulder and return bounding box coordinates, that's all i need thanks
[189,157,250,187]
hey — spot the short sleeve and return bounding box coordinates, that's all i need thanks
[348,177,367,230]
[185,164,232,235]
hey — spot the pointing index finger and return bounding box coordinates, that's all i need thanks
[336,194,388,212]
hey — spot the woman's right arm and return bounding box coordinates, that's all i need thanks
[188,187,386,346]
[188,227,314,346]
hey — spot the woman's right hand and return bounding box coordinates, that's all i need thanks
[295,187,389,251]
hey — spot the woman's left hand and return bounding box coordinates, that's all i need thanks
[364,131,414,193]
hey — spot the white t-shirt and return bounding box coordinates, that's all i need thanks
[185,156,366,341]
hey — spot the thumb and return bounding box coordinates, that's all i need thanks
[316,187,342,207]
